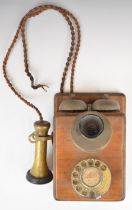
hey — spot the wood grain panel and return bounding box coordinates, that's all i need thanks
[53,93,126,201]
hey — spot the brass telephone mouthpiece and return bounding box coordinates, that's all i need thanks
[26,121,53,184]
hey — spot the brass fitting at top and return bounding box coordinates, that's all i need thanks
[29,121,52,143]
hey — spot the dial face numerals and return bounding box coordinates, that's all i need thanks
[71,159,111,199]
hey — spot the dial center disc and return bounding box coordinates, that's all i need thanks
[82,167,101,187]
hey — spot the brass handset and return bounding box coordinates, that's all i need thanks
[26,121,53,184]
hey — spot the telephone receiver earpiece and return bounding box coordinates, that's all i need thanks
[26,121,53,184]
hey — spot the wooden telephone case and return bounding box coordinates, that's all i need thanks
[53,93,126,201]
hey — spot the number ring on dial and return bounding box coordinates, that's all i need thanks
[71,159,111,199]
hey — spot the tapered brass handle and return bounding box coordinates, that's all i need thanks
[26,120,53,184]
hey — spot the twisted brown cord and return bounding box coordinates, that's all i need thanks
[3,5,81,121]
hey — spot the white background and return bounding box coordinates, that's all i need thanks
[0,0,132,209]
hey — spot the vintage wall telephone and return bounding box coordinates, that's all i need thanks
[3,5,126,201]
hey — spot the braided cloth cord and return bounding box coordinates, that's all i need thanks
[3,5,81,121]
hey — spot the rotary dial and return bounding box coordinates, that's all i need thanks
[71,159,111,199]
